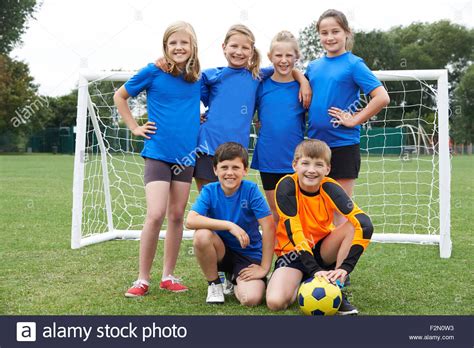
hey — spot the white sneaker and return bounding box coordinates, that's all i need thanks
[222,279,234,296]
[206,283,224,304]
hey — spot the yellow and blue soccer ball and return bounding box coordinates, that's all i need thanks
[298,277,342,316]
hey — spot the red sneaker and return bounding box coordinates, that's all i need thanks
[125,280,149,297]
[160,275,188,292]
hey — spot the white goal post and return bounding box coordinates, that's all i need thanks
[71,69,451,258]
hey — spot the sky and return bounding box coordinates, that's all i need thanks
[10,0,473,97]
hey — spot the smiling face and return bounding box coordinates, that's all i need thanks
[318,16,349,57]
[214,157,248,195]
[166,30,192,68]
[293,156,331,192]
[268,42,297,81]
[222,33,253,69]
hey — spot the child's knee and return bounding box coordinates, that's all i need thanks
[167,204,187,225]
[193,229,213,249]
[235,282,265,307]
[266,294,289,311]
[239,291,263,307]
[167,211,184,225]
[145,213,165,228]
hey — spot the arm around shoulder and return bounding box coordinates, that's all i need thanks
[292,69,312,108]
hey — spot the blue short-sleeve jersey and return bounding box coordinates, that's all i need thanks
[305,52,382,147]
[124,63,201,165]
[197,66,274,155]
[191,180,271,260]
[250,78,305,173]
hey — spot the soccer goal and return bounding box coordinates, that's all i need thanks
[71,69,451,258]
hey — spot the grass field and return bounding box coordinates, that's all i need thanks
[0,154,473,315]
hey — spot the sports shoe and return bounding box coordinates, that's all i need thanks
[206,283,224,304]
[222,278,234,296]
[337,292,358,315]
[222,273,234,296]
[159,275,189,292]
[125,280,149,297]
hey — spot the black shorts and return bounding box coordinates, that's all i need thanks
[273,236,336,281]
[143,158,194,185]
[259,172,292,191]
[329,144,361,180]
[218,244,265,285]
[193,152,218,182]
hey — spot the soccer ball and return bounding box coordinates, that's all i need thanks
[298,277,342,316]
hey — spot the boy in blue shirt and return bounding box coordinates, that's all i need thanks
[186,142,275,305]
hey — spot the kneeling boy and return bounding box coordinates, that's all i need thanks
[186,142,275,305]
[266,139,373,315]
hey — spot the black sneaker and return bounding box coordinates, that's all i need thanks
[337,292,358,315]
[344,274,351,287]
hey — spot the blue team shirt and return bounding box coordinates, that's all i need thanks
[124,63,201,165]
[191,180,271,260]
[251,78,305,173]
[198,66,273,155]
[305,52,382,147]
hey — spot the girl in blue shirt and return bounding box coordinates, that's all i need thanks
[194,24,266,191]
[250,31,306,224]
[114,21,201,297]
[306,9,390,225]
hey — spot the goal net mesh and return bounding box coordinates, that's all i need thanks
[77,73,443,243]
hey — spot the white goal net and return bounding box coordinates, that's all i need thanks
[71,70,451,258]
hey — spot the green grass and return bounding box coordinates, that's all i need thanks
[0,154,473,315]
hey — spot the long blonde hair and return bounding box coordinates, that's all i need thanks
[223,24,261,79]
[163,21,200,82]
[269,30,301,60]
[316,9,354,51]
